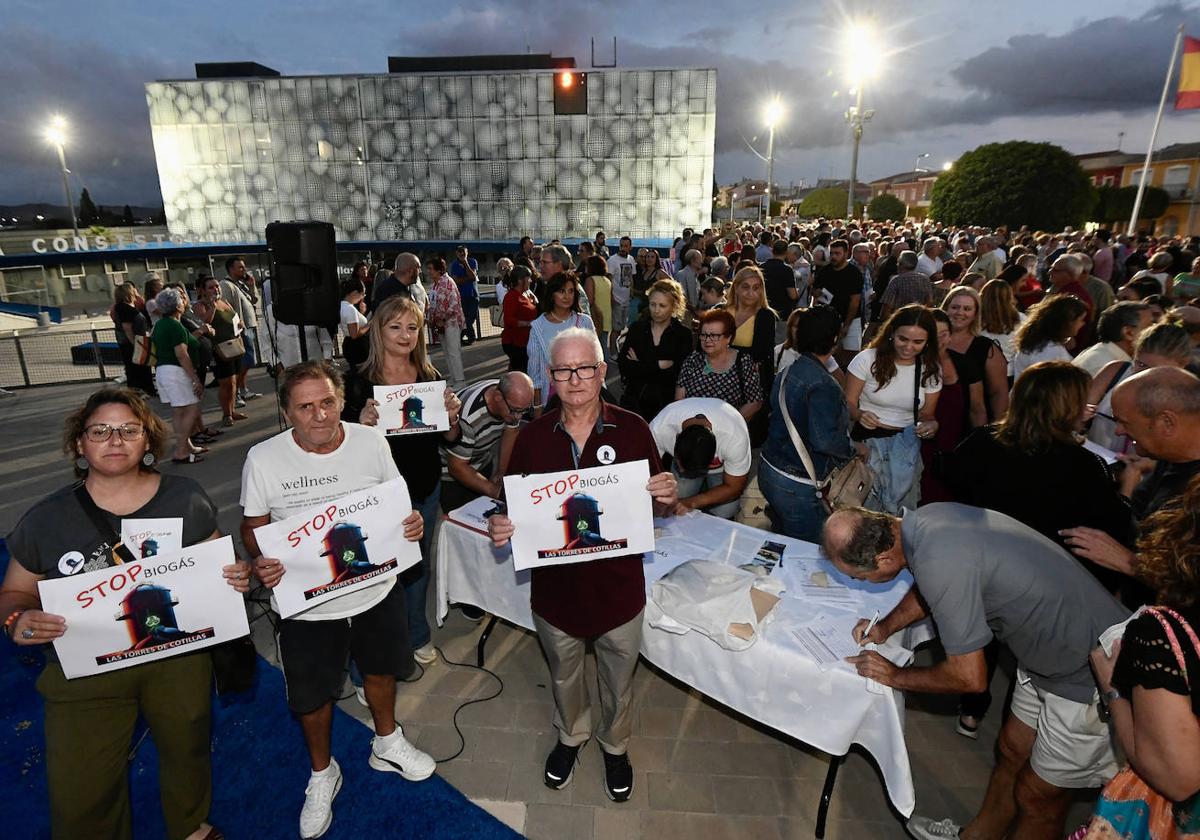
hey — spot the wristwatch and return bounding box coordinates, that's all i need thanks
[1102,687,1123,706]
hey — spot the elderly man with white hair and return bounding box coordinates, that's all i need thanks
[916,236,944,277]
[487,327,679,803]
[1047,253,1096,348]
[968,235,1005,281]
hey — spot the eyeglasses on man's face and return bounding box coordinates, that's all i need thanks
[83,423,146,443]
[549,363,602,382]
[502,394,534,420]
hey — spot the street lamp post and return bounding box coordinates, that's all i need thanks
[730,192,737,223]
[44,116,80,240]
[914,152,930,173]
[762,98,784,225]
[844,24,880,220]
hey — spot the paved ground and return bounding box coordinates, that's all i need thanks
[0,337,1099,839]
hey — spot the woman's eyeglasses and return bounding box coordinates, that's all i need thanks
[83,423,146,443]
[698,332,729,342]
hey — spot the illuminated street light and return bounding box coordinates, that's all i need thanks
[942,161,953,171]
[43,114,79,239]
[730,191,738,223]
[762,97,785,223]
[914,152,930,173]
[844,23,881,218]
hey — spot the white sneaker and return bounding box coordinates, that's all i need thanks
[242,389,262,400]
[413,644,437,665]
[907,816,962,839]
[299,758,342,839]
[369,726,436,781]
[234,394,247,408]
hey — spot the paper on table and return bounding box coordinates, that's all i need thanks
[1083,439,1120,465]
[792,620,863,669]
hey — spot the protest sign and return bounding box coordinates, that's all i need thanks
[120,518,183,559]
[253,477,420,618]
[38,536,249,679]
[373,381,449,435]
[503,460,655,571]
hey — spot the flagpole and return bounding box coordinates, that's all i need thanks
[1130,24,1185,234]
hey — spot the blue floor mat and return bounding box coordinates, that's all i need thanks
[0,648,522,839]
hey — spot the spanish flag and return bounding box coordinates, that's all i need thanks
[1178,35,1200,109]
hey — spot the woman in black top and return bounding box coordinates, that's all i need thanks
[617,278,694,422]
[111,281,156,396]
[629,248,669,323]
[1091,474,1200,818]
[947,361,1136,570]
[341,295,462,663]
[0,387,246,840]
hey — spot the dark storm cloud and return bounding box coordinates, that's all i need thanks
[0,25,185,205]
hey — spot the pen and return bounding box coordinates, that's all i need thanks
[859,610,881,646]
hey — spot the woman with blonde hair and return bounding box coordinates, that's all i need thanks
[341,295,463,666]
[941,285,1010,418]
[112,281,156,396]
[617,278,692,421]
[978,279,1025,381]
[725,264,778,396]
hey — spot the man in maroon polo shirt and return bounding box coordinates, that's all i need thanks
[487,327,678,803]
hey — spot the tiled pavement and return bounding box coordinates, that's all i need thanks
[1,346,1101,839]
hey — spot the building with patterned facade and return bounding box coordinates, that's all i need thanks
[144,58,717,245]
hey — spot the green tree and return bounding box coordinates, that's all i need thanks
[78,188,100,225]
[867,193,906,222]
[928,141,1092,230]
[798,187,854,219]
[1091,185,1169,223]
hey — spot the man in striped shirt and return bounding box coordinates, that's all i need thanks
[441,372,536,512]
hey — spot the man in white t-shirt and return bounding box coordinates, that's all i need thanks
[650,397,752,520]
[606,236,636,356]
[915,237,944,278]
[240,361,434,840]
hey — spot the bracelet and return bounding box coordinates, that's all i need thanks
[3,609,27,641]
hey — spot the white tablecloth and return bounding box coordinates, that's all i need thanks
[435,510,931,816]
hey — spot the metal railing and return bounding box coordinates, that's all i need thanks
[0,299,506,389]
[0,327,124,388]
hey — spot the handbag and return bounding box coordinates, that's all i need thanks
[777,361,874,513]
[214,335,246,362]
[1071,606,1200,840]
[734,474,772,529]
[132,333,155,366]
[489,304,503,328]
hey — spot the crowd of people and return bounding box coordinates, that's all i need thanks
[4,218,1200,839]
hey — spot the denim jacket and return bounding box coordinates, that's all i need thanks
[762,354,854,481]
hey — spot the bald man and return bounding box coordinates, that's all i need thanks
[443,371,536,505]
[824,505,1127,840]
[1063,366,1200,575]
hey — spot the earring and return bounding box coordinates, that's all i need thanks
[75,456,90,471]
[142,452,157,467]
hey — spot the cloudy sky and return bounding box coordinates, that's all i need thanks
[3,0,1200,208]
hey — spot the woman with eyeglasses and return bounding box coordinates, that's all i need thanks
[674,308,764,424]
[0,387,248,840]
[617,278,693,422]
[342,295,463,666]
[526,272,595,413]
